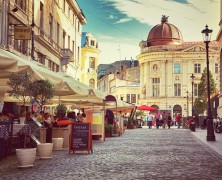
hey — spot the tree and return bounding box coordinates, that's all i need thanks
[29,79,55,111]
[7,72,33,115]
[194,67,217,115]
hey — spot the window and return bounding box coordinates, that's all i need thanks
[91,40,95,46]
[215,63,219,73]
[131,94,136,103]
[126,94,130,103]
[174,83,181,96]
[49,14,53,39]
[72,40,74,53]
[77,46,79,63]
[40,2,44,30]
[89,78,95,88]
[38,53,46,65]
[89,57,95,69]
[15,0,26,11]
[14,40,28,55]
[174,63,181,74]
[194,84,199,96]
[68,35,70,49]
[194,64,201,73]
[152,78,160,97]
[153,64,158,71]
[63,30,66,48]
[57,23,60,45]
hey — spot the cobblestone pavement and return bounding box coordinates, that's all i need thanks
[1,128,222,180]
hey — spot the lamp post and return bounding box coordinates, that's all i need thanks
[201,25,215,141]
[186,90,189,117]
[190,74,195,117]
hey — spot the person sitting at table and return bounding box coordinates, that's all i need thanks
[67,111,77,121]
[43,113,55,143]
[81,113,87,123]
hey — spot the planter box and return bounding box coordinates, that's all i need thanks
[52,138,64,150]
[37,143,53,159]
[16,148,36,168]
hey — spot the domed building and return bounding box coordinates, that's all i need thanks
[137,15,219,117]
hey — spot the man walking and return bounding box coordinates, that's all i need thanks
[154,111,161,129]
[147,113,153,129]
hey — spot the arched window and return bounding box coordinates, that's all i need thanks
[89,78,95,88]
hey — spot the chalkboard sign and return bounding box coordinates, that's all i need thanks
[69,123,92,154]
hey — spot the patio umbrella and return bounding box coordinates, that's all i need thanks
[137,105,156,111]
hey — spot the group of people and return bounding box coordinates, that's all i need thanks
[144,111,182,129]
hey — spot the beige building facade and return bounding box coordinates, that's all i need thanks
[217,0,222,117]
[137,16,219,116]
[2,0,86,80]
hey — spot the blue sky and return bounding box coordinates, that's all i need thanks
[76,0,220,64]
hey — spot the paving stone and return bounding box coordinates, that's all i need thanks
[0,128,222,179]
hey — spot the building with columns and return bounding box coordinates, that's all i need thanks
[137,15,219,116]
[217,0,222,117]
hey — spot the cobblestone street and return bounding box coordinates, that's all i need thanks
[1,128,222,180]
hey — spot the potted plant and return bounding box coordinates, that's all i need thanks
[29,79,55,112]
[105,124,114,137]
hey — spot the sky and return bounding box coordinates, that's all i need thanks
[76,0,220,64]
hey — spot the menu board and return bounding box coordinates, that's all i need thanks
[69,123,92,153]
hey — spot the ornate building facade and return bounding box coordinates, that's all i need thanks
[137,16,219,116]
[0,0,86,80]
[81,32,100,88]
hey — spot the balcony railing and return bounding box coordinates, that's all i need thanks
[61,48,74,62]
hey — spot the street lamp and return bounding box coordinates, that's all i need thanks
[185,90,189,117]
[201,25,215,141]
[190,74,195,117]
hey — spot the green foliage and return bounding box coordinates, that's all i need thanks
[56,104,67,118]
[135,110,144,118]
[194,97,206,114]
[29,79,55,109]
[105,124,114,133]
[7,72,32,105]
[194,67,217,114]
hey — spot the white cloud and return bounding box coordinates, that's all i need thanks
[101,0,220,41]
[114,18,132,24]
[96,0,220,63]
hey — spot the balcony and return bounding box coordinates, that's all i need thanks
[61,49,74,62]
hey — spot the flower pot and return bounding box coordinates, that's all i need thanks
[37,143,53,159]
[16,148,36,168]
[52,138,64,150]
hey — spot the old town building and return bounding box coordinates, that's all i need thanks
[97,60,140,105]
[137,15,219,116]
[217,0,222,117]
[0,0,86,80]
[81,32,100,88]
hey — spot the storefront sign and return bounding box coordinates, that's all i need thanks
[69,123,92,153]
[14,26,31,40]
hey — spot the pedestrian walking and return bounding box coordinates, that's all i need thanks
[154,111,161,129]
[167,113,172,129]
[176,113,182,128]
[143,115,148,127]
[161,111,167,129]
[147,113,153,129]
